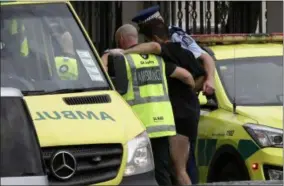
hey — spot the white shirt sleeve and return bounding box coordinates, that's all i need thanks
[171,33,207,59]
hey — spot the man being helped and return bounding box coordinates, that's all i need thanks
[132,5,215,96]
[131,5,216,184]
[119,18,206,185]
[101,24,195,186]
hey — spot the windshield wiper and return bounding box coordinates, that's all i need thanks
[22,90,47,95]
[21,87,110,96]
[45,87,110,95]
[266,144,282,148]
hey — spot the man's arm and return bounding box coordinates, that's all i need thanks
[194,76,205,92]
[165,62,195,89]
[171,32,216,94]
[123,43,196,88]
[170,67,195,88]
[200,53,215,80]
[199,53,215,95]
[176,34,215,80]
[101,52,109,72]
[123,42,161,55]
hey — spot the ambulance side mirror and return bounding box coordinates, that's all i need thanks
[107,54,128,95]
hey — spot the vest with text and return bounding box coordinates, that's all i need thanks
[123,53,176,138]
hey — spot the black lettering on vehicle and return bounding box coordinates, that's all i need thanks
[212,133,225,137]
[137,67,162,86]
[226,130,235,136]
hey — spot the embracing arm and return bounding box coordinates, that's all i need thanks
[199,53,215,95]
[166,62,195,89]
[123,42,162,55]
[200,53,215,80]
[171,67,195,88]
[101,52,109,72]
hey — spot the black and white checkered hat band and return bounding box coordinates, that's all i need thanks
[142,12,162,23]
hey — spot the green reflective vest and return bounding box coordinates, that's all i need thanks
[55,56,79,80]
[123,54,176,138]
[10,19,78,80]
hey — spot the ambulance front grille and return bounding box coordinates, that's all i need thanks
[41,144,123,185]
[63,94,111,105]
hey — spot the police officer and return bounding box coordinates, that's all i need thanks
[102,24,195,186]
[130,6,216,184]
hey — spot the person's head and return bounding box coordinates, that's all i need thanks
[60,31,75,55]
[138,18,169,44]
[115,24,138,49]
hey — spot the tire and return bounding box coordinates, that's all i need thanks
[217,162,247,182]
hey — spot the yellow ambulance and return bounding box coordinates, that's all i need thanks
[0,1,157,185]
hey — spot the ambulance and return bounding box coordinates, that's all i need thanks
[0,1,157,185]
[194,34,283,183]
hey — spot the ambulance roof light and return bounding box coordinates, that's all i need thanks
[191,33,283,45]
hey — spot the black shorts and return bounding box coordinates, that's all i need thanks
[174,108,200,141]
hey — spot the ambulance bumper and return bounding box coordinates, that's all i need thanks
[119,170,158,185]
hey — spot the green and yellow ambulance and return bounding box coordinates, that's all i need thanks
[193,34,283,183]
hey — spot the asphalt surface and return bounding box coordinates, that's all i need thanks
[194,180,283,185]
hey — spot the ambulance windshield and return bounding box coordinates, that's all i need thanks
[0,3,109,95]
[217,56,283,106]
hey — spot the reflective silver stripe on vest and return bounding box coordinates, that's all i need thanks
[146,125,176,134]
[125,54,169,106]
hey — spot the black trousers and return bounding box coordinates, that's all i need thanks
[150,137,172,186]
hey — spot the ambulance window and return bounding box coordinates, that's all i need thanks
[0,3,110,95]
[217,56,283,106]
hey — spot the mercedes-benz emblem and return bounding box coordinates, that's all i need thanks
[50,151,77,181]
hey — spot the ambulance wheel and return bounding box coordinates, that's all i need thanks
[218,162,247,182]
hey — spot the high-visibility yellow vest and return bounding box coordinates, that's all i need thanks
[123,54,176,138]
[10,19,29,57]
[55,56,78,80]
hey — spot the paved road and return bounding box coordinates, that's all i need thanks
[195,180,283,186]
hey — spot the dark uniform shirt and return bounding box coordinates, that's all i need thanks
[160,42,202,140]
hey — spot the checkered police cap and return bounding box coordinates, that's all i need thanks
[132,5,163,24]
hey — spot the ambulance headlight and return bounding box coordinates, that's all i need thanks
[244,124,283,148]
[124,131,154,176]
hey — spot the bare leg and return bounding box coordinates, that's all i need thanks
[169,134,192,185]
